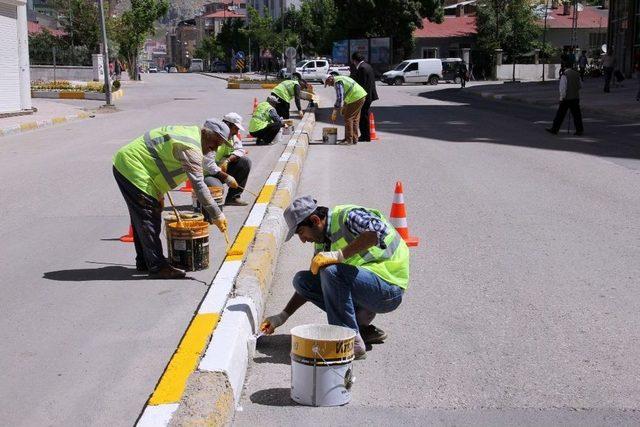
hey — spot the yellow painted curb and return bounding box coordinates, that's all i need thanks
[52,117,67,124]
[19,122,38,131]
[149,313,220,405]
[59,91,85,99]
[226,226,257,261]
[227,82,240,89]
[260,83,278,89]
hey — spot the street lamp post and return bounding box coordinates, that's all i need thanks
[97,0,112,104]
[541,0,549,82]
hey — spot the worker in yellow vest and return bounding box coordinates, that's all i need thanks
[324,74,367,145]
[261,196,410,360]
[270,78,308,119]
[113,119,232,280]
[249,96,287,145]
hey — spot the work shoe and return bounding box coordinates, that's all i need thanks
[135,261,148,272]
[358,137,370,142]
[148,265,186,280]
[226,198,249,206]
[574,131,584,136]
[337,139,352,145]
[545,128,558,135]
[359,324,387,345]
[354,334,367,360]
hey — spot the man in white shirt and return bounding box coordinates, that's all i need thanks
[546,62,584,136]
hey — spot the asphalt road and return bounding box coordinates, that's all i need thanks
[235,82,640,425]
[0,73,290,426]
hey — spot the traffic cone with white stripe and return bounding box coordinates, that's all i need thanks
[390,181,419,247]
[369,112,379,141]
[119,224,134,243]
[180,179,193,192]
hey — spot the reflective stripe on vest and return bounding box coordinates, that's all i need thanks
[249,102,274,133]
[143,129,199,188]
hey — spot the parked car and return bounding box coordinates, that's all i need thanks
[441,58,463,83]
[210,60,228,72]
[148,66,158,73]
[189,59,204,72]
[381,58,443,85]
[279,58,351,82]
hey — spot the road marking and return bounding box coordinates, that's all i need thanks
[148,313,220,405]
[226,226,257,261]
[137,403,179,427]
[256,185,275,203]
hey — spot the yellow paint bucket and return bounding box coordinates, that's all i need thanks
[290,324,355,406]
[167,220,210,271]
[322,127,338,145]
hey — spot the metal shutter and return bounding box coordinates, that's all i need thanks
[0,2,20,114]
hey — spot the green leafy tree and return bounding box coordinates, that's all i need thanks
[53,0,101,54]
[194,33,224,69]
[333,0,443,61]
[216,18,249,66]
[112,0,168,80]
[244,7,280,54]
[477,0,541,80]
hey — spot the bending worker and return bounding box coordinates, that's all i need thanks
[270,78,308,119]
[261,196,410,359]
[249,96,288,146]
[113,120,230,280]
[324,74,367,145]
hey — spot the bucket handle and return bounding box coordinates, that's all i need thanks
[312,345,355,390]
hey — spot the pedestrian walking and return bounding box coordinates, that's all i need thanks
[578,50,588,81]
[270,78,308,119]
[249,96,288,145]
[603,51,615,93]
[458,61,468,88]
[260,196,410,359]
[325,74,367,145]
[546,62,584,136]
[114,60,122,80]
[112,120,229,279]
[350,52,379,142]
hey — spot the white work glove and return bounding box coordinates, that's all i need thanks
[225,175,238,189]
[260,311,290,335]
[211,213,228,233]
[310,250,344,275]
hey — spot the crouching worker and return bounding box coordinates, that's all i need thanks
[260,196,410,359]
[249,96,288,145]
[113,120,230,279]
[217,113,252,206]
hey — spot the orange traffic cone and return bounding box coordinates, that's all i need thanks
[369,112,379,141]
[253,97,258,112]
[180,179,193,192]
[390,181,419,247]
[119,224,134,243]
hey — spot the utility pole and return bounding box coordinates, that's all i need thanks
[97,0,112,105]
[541,0,549,81]
[281,0,285,65]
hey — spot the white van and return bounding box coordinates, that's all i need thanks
[381,58,443,86]
[189,58,204,72]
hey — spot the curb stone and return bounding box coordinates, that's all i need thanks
[0,111,93,137]
[141,110,316,426]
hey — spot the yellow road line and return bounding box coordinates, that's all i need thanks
[148,313,220,405]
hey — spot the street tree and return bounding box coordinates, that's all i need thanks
[112,0,168,80]
[477,0,541,81]
[216,18,249,67]
[333,0,443,61]
[194,34,224,69]
[288,0,337,56]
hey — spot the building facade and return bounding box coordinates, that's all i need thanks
[247,0,300,19]
[195,0,246,45]
[0,0,32,114]
[608,0,639,76]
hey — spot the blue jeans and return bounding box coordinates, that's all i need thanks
[293,264,404,332]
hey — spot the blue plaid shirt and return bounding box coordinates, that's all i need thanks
[323,207,389,250]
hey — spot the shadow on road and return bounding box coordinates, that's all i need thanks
[43,265,147,281]
[249,387,298,407]
[254,334,291,365]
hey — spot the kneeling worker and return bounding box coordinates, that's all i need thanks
[261,196,410,359]
[217,113,252,206]
[249,96,287,145]
[113,120,230,279]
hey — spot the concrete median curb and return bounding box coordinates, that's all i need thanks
[136,110,315,427]
[0,110,93,137]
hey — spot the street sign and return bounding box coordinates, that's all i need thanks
[236,51,245,60]
[235,59,245,71]
[285,46,296,59]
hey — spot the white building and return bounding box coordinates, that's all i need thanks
[0,0,31,114]
[248,0,300,19]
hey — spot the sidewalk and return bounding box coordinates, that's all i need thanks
[0,98,98,137]
[467,77,640,121]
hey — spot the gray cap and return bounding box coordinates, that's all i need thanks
[284,195,317,241]
[203,118,230,140]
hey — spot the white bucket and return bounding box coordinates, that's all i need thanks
[290,324,355,406]
[322,127,338,145]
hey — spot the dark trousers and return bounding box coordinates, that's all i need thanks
[551,99,584,133]
[113,166,167,272]
[225,156,252,202]
[252,123,281,145]
[604,67,614,92]
[271,93,290,119]
[358,99,372,141]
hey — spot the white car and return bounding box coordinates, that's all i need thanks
[148,66,158,73]
[381,58,443,86]
[279,59,351,82]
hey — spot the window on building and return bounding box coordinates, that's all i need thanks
[422,47,438,58]
[589,33,607,49]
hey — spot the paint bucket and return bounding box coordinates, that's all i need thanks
[322,127,338,145]
[282,119,294,135]
[167,220,210,271]
[290,324,355,406]
[191,186,225,211]
[164,211,204,247]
